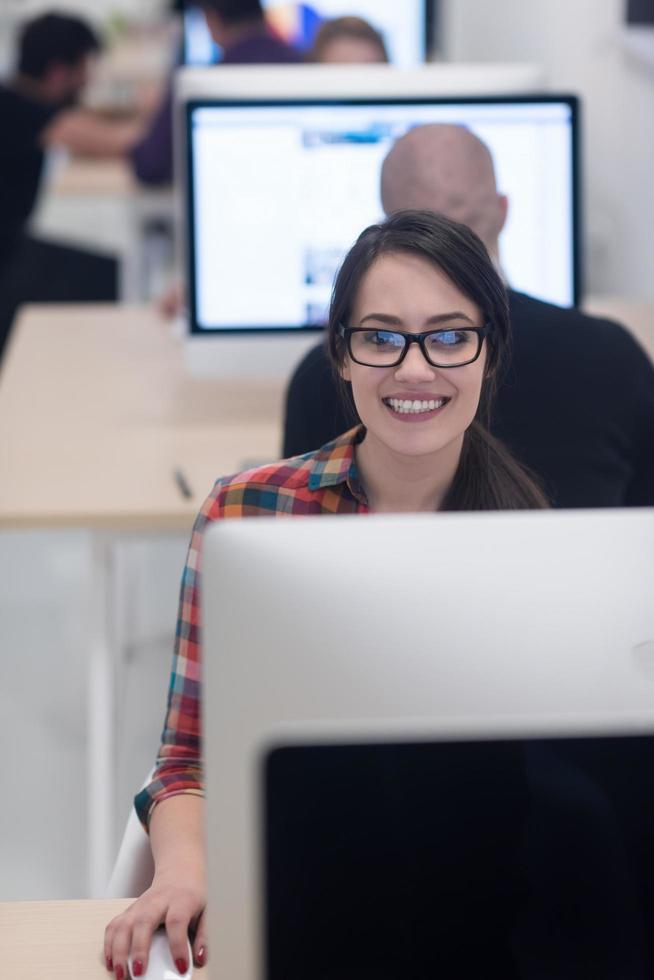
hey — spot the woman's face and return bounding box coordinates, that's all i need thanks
[340,251,487,461]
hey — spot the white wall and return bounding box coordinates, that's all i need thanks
[441,0,654,299]
[0,0,168,75]
[3,0,165,24]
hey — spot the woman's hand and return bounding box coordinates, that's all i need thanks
[104,868,207,977]
[104,794,207,977]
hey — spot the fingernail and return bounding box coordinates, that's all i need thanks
[196,946,206,966]
[115,966,124,980]
[132,961,143,977]
[106,957,113,971]
[176,958,188,974]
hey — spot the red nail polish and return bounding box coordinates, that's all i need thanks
[132,961,143,977]
[115,965,124,980]
[106,957,113,971]
[176,958,188,974]
[196,946,206,966]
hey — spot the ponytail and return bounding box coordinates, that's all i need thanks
[442,422,549,511]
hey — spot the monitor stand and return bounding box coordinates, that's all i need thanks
[184,330,323,380]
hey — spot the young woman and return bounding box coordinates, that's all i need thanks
[104,209,547,977]
[309,16,389,64]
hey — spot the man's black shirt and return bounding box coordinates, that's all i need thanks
[283,291,654,508]
[0,83,58,266]
[0,84,118,361]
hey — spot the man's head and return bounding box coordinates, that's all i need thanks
[17,12,101,105]
[200,0,265,46]
[380,125,508,262]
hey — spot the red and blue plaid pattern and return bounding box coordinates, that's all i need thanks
[135,427,367,827]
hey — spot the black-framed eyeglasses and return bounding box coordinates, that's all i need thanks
[338,321,491,369]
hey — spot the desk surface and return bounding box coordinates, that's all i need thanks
[0,299,651,531]
[0,306,283,530]
[50,158,140,197]
[0,899,208,980]
[49,158,172,199]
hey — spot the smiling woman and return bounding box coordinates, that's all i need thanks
[104,208,547,980]
[328,209,550,512]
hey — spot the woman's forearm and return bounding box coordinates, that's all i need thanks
[149,794,206,880]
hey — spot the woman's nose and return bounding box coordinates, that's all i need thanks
[394,341,437,380]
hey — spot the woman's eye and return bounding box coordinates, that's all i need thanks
[364,330,401,348]
[430,330,472,347]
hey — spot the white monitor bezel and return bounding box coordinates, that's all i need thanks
[202,508,654,979]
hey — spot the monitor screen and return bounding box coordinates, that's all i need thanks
[186,95,579,334]
[264,734,654,978]
[183,1,427,68]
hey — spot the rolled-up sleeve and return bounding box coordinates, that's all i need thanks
[130,84,174,186]
[135,483,223,829]
[133,433,365,828]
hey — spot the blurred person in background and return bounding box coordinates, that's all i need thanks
[0,11,145,359]
[155,8,389,317]
[130,0,301,187]
[309,15,389,64]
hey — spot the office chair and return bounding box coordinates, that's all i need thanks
[106,778,154,898]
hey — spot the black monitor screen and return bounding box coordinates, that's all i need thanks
[264,734,654,979]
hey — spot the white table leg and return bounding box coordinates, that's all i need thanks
[87,533,116,897]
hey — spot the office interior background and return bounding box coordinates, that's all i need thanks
[0,0,653,901]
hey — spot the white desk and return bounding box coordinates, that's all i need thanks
[0,304,285,895]
[0,305,283,528]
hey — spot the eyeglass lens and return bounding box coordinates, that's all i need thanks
[349,328,481,367]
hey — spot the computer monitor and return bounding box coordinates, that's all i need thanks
[179,63,550,376]
[202,508,654,979]
[183,0,429,68]
[184,81,578,376]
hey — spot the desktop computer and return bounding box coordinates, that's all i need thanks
[178,65,577,380]
[201,508,654,978]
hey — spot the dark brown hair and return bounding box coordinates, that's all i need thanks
[18,13,100,79]
[310,16,389,63]
[327,209,549,511]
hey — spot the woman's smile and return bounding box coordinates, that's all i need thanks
[382,393,452,420]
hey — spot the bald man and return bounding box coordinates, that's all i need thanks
[381,124,508,261]
[283,124,654,508]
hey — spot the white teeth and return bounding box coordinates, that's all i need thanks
[385,398,447,414]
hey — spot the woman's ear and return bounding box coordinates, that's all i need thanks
[339,357,351,383]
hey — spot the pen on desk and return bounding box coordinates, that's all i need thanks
[174,467,193,500]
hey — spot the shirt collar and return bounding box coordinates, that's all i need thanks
[307,425,368,503]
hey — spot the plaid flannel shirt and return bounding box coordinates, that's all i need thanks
[135,427,368,828]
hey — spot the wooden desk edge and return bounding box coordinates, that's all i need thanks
[0,899,209,977]
[0,512,197,533]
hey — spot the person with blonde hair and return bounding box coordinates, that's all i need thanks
[310,15,389,64]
